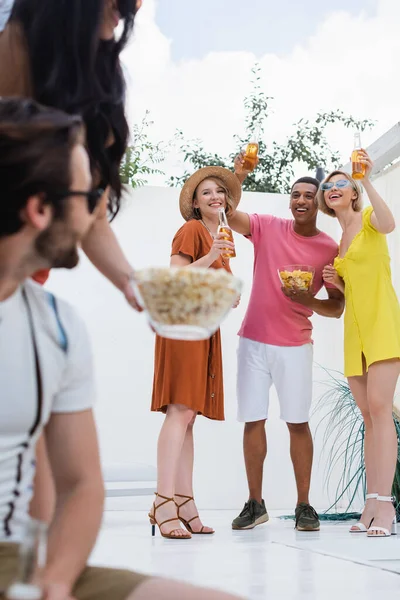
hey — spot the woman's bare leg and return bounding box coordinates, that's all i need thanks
[152,404,196,537]
[174,416,214,533]
[29,433,56,523]
[348,369,377,529]
[367,359,400,535]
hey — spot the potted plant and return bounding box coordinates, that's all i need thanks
[315,368,400,521]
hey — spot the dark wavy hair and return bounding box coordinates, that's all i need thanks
[0,98,84,237]
[10,0,138,219]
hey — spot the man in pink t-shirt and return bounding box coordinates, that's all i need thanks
[229,172,344,532]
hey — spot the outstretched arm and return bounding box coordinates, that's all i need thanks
[227,209,251,236]
[359,150,395,234]
[229,153,259,235]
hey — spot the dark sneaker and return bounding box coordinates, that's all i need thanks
[295,503,320,531]
[232,499,269,530]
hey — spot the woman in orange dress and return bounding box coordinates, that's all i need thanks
[149,167,241,539]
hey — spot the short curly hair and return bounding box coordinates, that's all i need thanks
[317,170,363,217]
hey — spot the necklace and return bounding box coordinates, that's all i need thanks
[200,219,215,239]
[200,220,226,267]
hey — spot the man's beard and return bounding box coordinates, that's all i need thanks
[34,221,80,270]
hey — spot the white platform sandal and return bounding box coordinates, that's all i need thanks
[349,493,378,533]
[367,496,397,538]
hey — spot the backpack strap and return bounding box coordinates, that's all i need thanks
[47,292,68,353]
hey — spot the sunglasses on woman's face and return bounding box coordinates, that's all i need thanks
[51,188,105,214]
[321,179,351,191]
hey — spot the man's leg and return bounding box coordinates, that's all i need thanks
[71,566,244,600]
[233,338,270,530]
[236,337,271,502]
[286,422,313,505]
[271,343,319,530]
[244,420,267,504]
[129,579,244,600]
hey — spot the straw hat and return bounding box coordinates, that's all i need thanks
[179,166,242,221]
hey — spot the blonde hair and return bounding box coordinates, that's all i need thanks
[192,176,235,220]
[317,170,363,217]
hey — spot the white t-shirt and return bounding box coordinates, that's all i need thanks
[0,279,95,542]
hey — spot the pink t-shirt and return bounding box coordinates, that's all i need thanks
[238,214,338,346]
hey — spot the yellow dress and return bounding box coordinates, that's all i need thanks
[334,206,400,377]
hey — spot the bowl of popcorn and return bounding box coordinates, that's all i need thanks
[131,267,242,340]
[278,265,315,292]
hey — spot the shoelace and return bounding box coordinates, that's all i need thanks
[239,501,256,518]
[295,504,319,527]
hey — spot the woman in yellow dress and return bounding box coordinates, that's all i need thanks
[319,150,400,538]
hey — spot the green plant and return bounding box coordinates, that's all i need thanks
[168,64,375,192]
[315,367,400,520]
[120,111,170,188]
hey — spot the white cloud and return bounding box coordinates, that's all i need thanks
[122,0,400,183]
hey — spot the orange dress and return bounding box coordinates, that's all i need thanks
[151,219,231,421]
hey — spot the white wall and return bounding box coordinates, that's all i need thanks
[47,186,352,511]
[373,165,400,414]
[373,163,400,296]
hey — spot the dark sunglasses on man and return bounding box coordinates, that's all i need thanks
[51,188,105,214]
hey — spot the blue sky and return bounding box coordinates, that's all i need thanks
[156,0,378,61]
[124,0,399,183]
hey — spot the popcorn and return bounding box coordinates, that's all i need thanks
[133,267,242,339]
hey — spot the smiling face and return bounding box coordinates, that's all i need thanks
[290,182,319,225]
[193,178,228,220]
[323,173,358,214]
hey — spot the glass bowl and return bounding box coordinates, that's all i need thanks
[131,267,242,340]
[278,265,315,292]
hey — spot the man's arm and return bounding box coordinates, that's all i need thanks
[310,287,345,318]
[229,154,255,236]
[227,209,251,236]
[283,287,344,318]
[29,434,55,524]
[42,409,104,595]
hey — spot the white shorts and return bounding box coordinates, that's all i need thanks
[237,337,313,424]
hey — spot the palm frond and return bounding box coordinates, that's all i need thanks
[313,365,400,520]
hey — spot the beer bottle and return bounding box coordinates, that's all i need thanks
[217,208,236,259]
[242,127,260,172]
[6,520,47,599]
[351,131,366,180]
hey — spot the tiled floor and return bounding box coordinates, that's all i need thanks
[90,510,400,599]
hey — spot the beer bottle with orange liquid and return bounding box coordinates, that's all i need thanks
[218,208,236,259]
[351,131,366,180]
[242,128,260,172]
